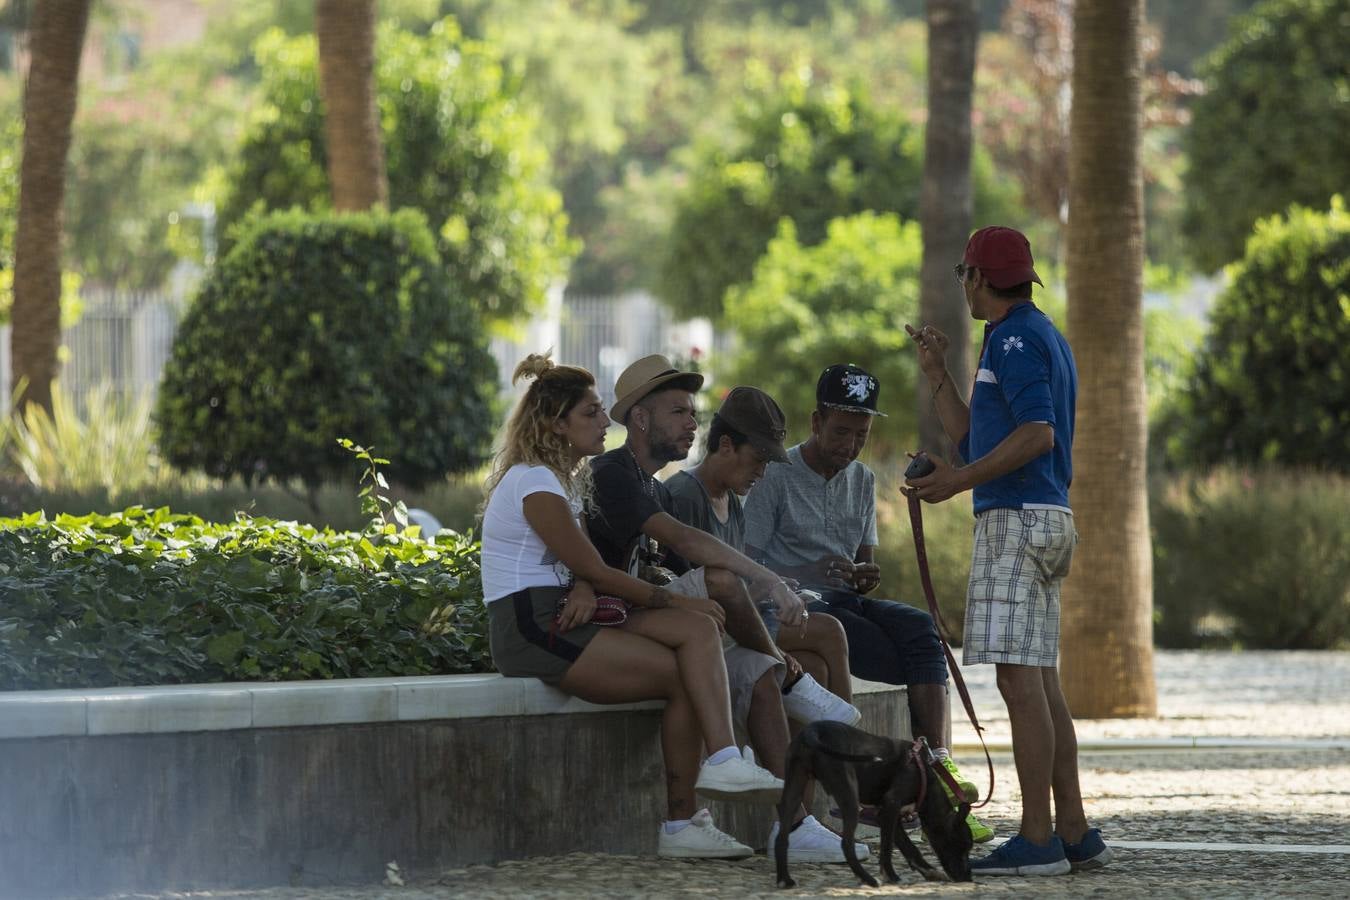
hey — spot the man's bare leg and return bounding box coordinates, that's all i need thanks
[1042,667,1089,843]
[777,614,852,701]
[996,663,1055,844]
[747,669,810,823]
[907,682,951,749]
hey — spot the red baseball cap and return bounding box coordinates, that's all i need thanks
[963,226,1043,289]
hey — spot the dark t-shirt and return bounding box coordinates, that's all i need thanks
[586,447,690,575]
[665,470,745,552]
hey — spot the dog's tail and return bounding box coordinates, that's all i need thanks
[801,729,884,764]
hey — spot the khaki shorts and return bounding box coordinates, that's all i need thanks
[963,508,1077,667]
[667,567,783,726]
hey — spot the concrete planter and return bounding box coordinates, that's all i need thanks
[0,675,909,896]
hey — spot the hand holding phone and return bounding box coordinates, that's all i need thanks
[904,452,936,480]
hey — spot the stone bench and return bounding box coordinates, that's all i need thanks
[0,674,909,895]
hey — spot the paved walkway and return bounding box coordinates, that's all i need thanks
[109,651,1350,899]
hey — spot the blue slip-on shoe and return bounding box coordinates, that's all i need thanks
[1062,828,1113,871]
[970,834,1072,876]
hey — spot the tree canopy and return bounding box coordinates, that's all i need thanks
[722,212,923,452]
[216,19,574,323]
[1181,0,1350,272]
[659,77,1015,320]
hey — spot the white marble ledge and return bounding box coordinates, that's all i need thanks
[0,674,900,741]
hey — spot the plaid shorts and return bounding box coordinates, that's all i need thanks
[963,507,1077,667]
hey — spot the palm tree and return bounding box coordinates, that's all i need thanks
[315,0,387,211]
[917,0,978,459]
[1062,0,1157,717]
[10,0,90,415]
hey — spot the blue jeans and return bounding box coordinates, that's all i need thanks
[808,589,947,686]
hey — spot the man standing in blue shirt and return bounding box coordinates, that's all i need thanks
[905,226,1112,877]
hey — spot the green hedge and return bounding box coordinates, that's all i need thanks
[0,507,490,691]
[156,208,498,491]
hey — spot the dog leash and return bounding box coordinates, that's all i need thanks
[909,737,931,811]
[904,468,996,809]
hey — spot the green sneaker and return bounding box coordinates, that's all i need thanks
[967,812,995,844]
[938,757,980,803]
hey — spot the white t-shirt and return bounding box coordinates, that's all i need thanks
[480,464,581,603]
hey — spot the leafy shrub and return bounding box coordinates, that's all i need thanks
[156,208,497,490]
[1151,468,1350,649]
[1182,0,1350,272]
[215,20,574,323]
[0,506,490,690]
[723,213,923,454]
[1164,198,1350,471]
[3,383,180,500]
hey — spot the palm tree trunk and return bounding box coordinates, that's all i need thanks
[1062,0,1157,717]
[917,0,978,461]
[11,0,90,415]
[315,0,387,212]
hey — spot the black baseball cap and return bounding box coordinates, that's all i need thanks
[816,364,887,417]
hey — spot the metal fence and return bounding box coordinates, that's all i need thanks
[491,291,714,410]
[1,288,186,415]
[2,286,713,417]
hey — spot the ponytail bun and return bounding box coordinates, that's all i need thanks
[512,352,556,385]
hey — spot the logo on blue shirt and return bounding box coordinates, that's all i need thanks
[1002,335,1025,354]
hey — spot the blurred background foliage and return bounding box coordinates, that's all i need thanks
[0,0,1346,657]
[1158,197,1349,472]
[723,212,925,453]
[1180,0,1350,274]
[215,19,575,324]
[658,75,1018,321]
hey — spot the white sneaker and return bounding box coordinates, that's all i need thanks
[657,808,754,859]
[695,746,784,801]
[782,674,861,725]
[768,815,870,863]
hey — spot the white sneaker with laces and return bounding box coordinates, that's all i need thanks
[694,746,784,801]
[768,815,870,863]
[781,674,861,725]
[658,809,753,859]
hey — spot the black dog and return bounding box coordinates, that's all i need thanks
[775,720,974,888]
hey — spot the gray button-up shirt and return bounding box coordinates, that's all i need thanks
[742,444,878,575]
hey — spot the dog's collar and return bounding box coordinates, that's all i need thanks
[909,737,971,816]
[909,738,931,811]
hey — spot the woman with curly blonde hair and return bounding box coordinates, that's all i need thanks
[480,352,783,858]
